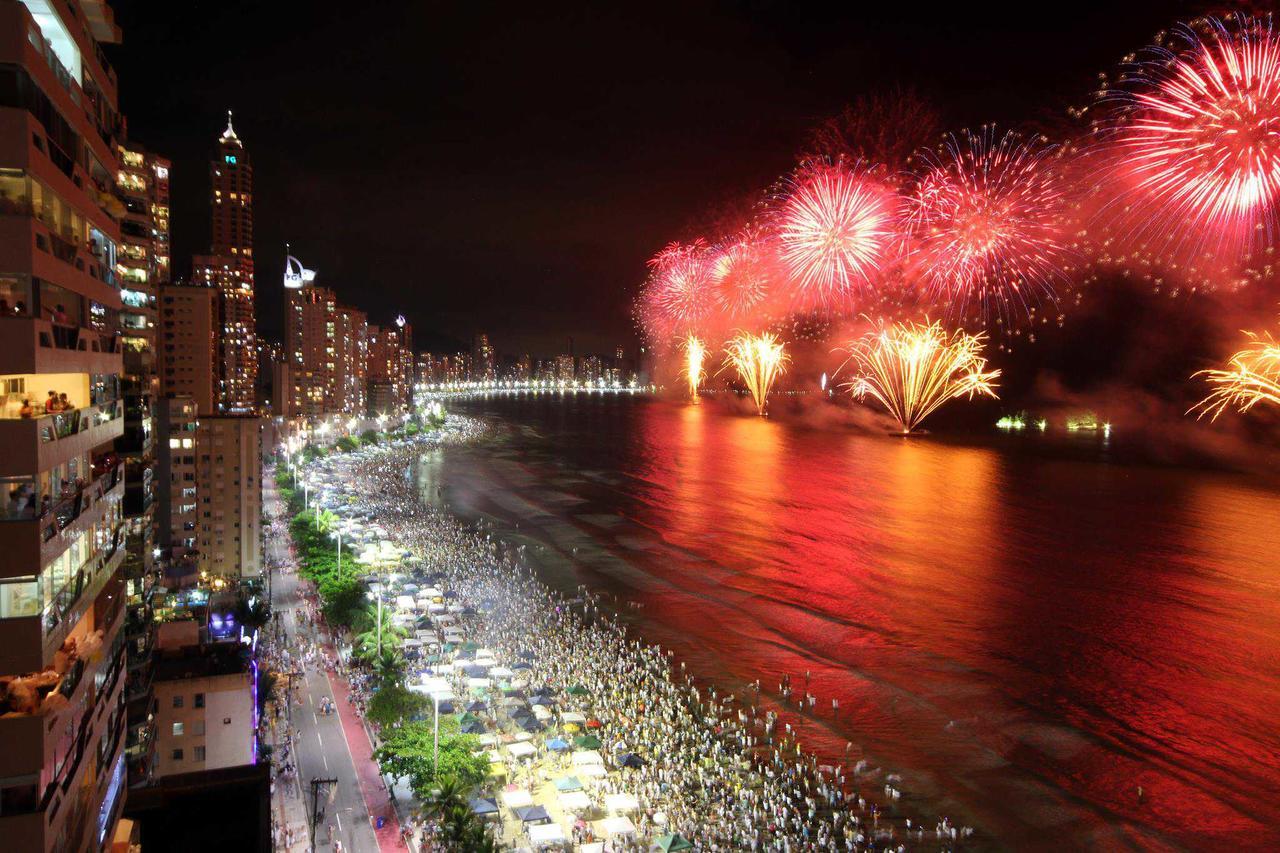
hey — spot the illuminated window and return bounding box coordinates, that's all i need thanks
[225,155,237,164]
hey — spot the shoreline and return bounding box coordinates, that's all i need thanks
[300,418,974,850]
[413,417,986,846]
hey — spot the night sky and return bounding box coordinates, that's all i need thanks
[105,0,1208,359]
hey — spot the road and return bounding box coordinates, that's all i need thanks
[266,476,384,853]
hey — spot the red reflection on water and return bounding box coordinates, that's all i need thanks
[617,400,1280,848]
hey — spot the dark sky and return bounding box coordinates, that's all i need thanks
[104,0,1209,359]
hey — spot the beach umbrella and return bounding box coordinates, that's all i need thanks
[511,662,532,671]
[566,684,589,697]
[573,734,601,750]
[461,720,486,735]
[528,694,556,707]
[466,700,488,713]
[563,722,581,733]
[458,712,480,725]
[463,665,489,678]
[585,718,602,729]
[546,737,570,752]
[518,718,543,733]
[619,753,646,769]
[654,833,694,851]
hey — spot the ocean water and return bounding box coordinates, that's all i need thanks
[422,393,1280,850]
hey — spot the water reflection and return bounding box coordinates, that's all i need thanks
[449,395,1280,848]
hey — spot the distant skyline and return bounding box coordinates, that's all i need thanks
[106,0,1201,357]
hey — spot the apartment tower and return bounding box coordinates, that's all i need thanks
[0,1,132,849]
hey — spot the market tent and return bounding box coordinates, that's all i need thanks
[527,823,566,846]
[514,805,551,824]
[468,797,499,816]
[604,793,639,814]
[599,816,636,838]
[572,750,603,766]
[560,712,587,724]
[507,741,537,759]
[576,764,608,778]
[489,666,514,678]
[501,788,533,809]
[653,833,694,851]
[558,790,592,812]
[552,776,583,792]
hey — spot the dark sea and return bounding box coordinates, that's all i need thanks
[419,393,1280,850]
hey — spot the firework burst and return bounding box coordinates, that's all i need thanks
[906,127,1071,325]
[1189,322,1280,419]
[1097,14,1280,264]
[645,239,716,334]
[681,334,708,400]
[777,163,900,307]
[840,319,1001,433]
[712,232,773,317]
[722,332,790,416]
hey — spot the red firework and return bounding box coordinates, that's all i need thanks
[711,231,773,318]
[1100,14,1280,263]
[776,163,900,307]
[905,127,1071,324]
[645,239,715,333]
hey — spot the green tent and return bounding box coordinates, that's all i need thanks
[655,834,694,852]
[572,734,601,750]
[566,684,589,696]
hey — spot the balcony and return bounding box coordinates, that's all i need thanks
[0,401,123,480]
[0,315,122,377]
[0,216,121,310]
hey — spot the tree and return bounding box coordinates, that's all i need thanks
[318,574,367,628]
[370,646,407,688]
[367,684,429,728]
[360,429,381,445]
[373,718,487,797]
[336,435,359,453]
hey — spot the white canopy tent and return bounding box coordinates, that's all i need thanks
[501,788,533,809]
[604,793,639,813]
[527,823,566,847]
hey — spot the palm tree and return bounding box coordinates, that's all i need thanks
[371,646,406,687]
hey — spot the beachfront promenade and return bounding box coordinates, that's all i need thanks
[271,417,969,850]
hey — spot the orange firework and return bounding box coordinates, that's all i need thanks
[841,319,1001,433]
[723,332,790,416]
[1189,323,1280,420]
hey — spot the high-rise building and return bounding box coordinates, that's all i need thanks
[472,332,495,381]
[192,114,256,414]
[366,320,413,413]
[158,283,218,415]
[0,2,132,848]
[555,354,576,383]
[195,416,262,580]
[155,396,199,564]
[334,304,367,414]
[114,139,170,790]
[282,284,367,417]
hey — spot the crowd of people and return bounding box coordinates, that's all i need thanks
[289,416,972,850]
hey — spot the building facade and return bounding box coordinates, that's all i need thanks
[157,283,217,415]
[191,115,255,415]
[151,636,255,780]
[195,416,261,580]
[0,2,132,849]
